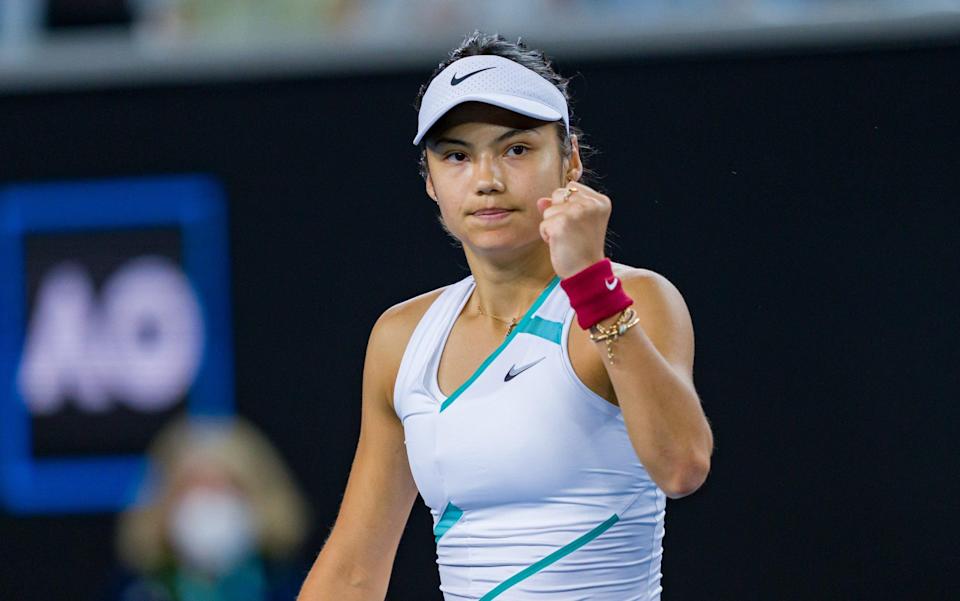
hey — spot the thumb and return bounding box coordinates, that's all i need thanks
[536,197,553,215]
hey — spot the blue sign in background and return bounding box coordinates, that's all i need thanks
[0,175,234,514]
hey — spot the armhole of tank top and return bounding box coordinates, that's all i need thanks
[424,280,474,403]
[559,307,623,419]
[391,292,442,419]
[392,278,473,418]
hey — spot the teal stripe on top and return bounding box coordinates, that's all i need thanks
[433,502,463,543]
[518,315,563,344]
[479,514,621,600]
[439,276,560,412]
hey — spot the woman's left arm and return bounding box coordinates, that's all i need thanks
[538,182,713,499]
[595,270,713,499]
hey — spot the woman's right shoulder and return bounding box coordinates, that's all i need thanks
[367,285,450,359]
[363,286,450,405]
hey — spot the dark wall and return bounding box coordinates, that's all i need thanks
[1,40,958,600]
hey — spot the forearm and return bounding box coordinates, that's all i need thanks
[595,317,712,498]
[297,540,388,601]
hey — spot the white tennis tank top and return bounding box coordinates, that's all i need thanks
[393,274,666,600]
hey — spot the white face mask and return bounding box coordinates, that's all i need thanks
[168,488,257,576]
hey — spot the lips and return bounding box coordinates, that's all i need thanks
[472,208,513,216]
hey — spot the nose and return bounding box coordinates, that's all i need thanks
[474,153,504,195]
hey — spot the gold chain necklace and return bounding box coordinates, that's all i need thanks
[476,302,519,338]
[474,276,553,339]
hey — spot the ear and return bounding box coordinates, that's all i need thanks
[565,134,583,183]
[425,172,438,203]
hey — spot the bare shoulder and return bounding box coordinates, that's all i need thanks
[371,286,448,350]
[611,262,695,380]
[365,285,449,383]
[610,261,669,284]
[361,285,450,413]
[610,263,686,301]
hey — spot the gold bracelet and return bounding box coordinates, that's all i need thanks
[588,308,640,363]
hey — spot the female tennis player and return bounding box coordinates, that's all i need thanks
[298,31,713,601]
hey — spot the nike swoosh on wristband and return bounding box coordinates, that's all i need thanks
[504,357,546,382]
[451,67,496,86]
[605,277,619,291]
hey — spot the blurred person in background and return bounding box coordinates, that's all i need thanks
[103,415,311,601]
[299,30,712,600]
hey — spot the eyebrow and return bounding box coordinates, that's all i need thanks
[431,128,540,149]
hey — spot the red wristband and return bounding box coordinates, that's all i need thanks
[560,258,634,329]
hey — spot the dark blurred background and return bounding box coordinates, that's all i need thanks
[1,1,959,600]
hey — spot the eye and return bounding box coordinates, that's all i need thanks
[444,151,468,163]
[507,145,529,156]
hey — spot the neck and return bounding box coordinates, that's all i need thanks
[463,242,556,320]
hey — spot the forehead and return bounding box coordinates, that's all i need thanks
[426,101,554,145]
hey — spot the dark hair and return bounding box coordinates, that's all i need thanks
[413,30,600,188]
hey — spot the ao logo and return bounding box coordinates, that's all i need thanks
[17,255,205,415]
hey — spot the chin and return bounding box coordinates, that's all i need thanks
[464,231,541,256]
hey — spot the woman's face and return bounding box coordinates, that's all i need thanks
[424,102,581,256]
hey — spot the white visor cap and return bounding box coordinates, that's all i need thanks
[413,55,570,145]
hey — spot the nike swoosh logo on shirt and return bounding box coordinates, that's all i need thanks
[605,276,619,291]
[504,356,546,382]
[450,67,496,86]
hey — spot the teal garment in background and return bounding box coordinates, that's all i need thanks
[104,554,304,601]
[173,555,267,601]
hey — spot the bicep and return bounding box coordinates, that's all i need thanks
[624,269,696,383]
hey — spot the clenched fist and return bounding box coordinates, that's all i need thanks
[536,182,611,278]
